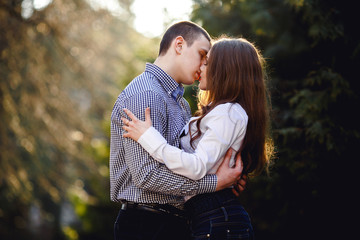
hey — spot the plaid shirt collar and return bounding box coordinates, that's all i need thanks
[145,63,184,101]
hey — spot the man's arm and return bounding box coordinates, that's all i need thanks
[215,149,247,196]
[116,91,242,196]
[118,91,216,196]
[123,105,246,181]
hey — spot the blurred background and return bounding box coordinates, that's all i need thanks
[1,0,358,239]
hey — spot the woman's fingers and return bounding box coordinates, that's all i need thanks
[145,107,151,124]
[121,117,129,125]
[123,108,138,122]
[121,108,152,141]
[122,125,129,137]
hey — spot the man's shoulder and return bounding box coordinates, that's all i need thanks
[114,72,168,108]
[124,72,163,96]
[115,74,169,108]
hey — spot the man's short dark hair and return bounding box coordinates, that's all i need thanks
[159,21,211,56]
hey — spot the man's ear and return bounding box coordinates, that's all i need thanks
[174,36,185,55]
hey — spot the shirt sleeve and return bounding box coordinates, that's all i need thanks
[119,91,217,195]
[137,105,247,180]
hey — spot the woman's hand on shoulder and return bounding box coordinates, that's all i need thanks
[122,107,152,141]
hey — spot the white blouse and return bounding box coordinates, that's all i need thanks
[137,102,248,180]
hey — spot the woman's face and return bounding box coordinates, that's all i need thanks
[198,51,209,90]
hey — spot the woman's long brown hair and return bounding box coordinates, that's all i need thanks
[189,37,273,176]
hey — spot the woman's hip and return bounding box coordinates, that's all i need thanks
[185,189,253,239]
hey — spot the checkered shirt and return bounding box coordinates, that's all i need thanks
[109,63,217,209]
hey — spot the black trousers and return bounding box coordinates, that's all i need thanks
[114,207,191,240]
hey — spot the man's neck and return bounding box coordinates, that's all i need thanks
[153,57,180,84]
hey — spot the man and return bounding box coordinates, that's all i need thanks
[110,21,244,240]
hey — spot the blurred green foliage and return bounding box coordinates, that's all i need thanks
[1,0,359,239]
[1,0,158,239]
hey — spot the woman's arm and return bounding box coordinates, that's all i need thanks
[122,106,247,180]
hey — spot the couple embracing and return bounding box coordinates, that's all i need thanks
[110,21,273,240]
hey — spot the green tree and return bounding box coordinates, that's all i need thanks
[0,0,158,239]
[191,0,359,239]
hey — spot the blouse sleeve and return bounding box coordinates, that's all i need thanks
[137,105,247,180]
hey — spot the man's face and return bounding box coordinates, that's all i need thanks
[178,35,210,85]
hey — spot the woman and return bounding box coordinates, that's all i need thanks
[122,37,273,239]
